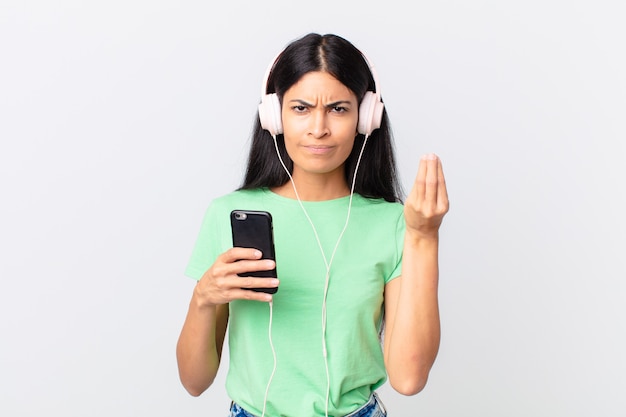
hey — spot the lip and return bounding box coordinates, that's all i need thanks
[303,145,334,155]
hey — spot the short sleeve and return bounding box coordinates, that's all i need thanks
[184,201,231,280]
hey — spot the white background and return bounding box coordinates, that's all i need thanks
[1,1,625,416]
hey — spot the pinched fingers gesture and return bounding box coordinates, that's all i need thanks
[404,153,450,238]
[194,247,278,307]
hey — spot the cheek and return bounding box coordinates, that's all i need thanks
[337,136,357,160]
[280,121,298,154]
[281,119,306,144]
[281,107,303,132]
[335,122,359,147]
[280,131,300,161]
[335,115,359,138]
[283,138,297,158]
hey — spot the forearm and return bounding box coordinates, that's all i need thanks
[385,231,441,395]
[176,290,226,396]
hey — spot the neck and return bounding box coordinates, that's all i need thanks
[272,172,350,202]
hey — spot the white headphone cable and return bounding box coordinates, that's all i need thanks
[271,133,370,417]
[260,300,277,417]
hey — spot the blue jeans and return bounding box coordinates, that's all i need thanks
[228,392,387,417]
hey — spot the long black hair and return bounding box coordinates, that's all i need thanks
[240,33,404,203]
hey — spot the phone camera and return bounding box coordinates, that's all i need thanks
[235,212,247,220]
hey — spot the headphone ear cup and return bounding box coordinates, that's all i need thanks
[358,91,384,136]
[258,93,283,136]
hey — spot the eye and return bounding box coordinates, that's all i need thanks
[331,105,348,113]
[291,105,308,113]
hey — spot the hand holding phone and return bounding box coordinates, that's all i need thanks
[230,210,278,294]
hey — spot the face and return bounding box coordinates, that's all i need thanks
[281,71,359,182]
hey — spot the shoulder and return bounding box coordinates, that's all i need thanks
[353,195,404,219]
[208,188,267,210]
[198,189,266,223]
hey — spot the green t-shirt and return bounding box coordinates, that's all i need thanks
[185,188,405,416]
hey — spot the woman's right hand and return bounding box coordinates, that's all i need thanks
[194,247,278,307]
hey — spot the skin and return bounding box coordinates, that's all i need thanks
[176,70,449,398]
[272,71,359,201]
[383,153,448,394]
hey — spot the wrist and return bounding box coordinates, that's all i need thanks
[192,283,218,312]
[404,228,440,246]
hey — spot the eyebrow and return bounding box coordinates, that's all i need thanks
[288,99,353,108]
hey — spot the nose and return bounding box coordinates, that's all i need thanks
[309,110,330,139]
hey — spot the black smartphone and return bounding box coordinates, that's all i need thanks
[230,209,278,294]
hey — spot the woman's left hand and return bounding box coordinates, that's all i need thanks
[404,153,449,239]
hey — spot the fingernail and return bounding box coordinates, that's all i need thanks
[254,250,262,258]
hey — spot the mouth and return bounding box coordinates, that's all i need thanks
[303,145,334,155]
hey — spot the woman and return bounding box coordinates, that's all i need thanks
[177,33,449,417]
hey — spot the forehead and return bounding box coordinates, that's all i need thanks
[284,71,356,101]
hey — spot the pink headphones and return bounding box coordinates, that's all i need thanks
[258,51,385,137]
